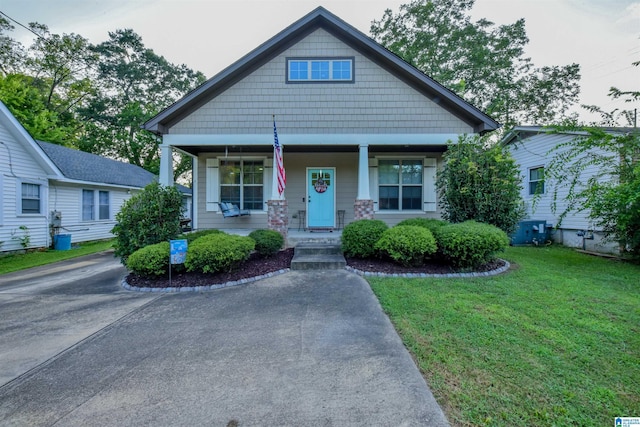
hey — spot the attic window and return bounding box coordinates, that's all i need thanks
[287,58,354,83]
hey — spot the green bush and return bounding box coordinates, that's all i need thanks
[126,241,170,276]
[179,229,225,243]
[341,219,389,258]
[436,221,510,269]
[112,182,184,263]
[249,229,284,258]
[374,226,437,267]
[396,218,449,234]
[185,233,255,274]
[437,135,525,234]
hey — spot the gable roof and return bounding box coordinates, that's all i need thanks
[143,6,499,135]
[36,140,157,188]
[35,140,191,195]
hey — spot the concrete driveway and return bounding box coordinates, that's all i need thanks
[0,255,448,426]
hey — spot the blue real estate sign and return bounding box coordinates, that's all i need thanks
[170,239,188,265]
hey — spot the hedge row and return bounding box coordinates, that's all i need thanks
[127,228,283,277]
[342,218,508,269]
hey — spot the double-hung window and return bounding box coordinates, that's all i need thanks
[287,58,354,82]
[219,160,264,210]
[21,183,41,214]
[82,189,110,221]
[529,166,545,195]
[82,190,95,221]
[378,159,423,210]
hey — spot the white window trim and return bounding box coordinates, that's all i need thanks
[80,188,111,222]
[374,156,434,212]
[206,156,268,213]
[528,165,545,196]
[17,179,46,216]
[286,57,355,83]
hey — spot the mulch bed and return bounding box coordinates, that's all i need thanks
[125,248,506,289]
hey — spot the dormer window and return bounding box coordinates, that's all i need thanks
[287,58,354,82]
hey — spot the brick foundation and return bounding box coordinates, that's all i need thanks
[354,199,374,220]
[267,199,288,242]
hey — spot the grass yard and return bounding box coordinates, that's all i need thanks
[368,245,639,426]
[0,239,114,275]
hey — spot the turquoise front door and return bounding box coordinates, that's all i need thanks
[307,168,335,229]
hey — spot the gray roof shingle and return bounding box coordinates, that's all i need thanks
[36,140,191,195]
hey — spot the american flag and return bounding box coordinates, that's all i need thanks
[273,117,286,196]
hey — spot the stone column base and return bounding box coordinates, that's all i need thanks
[267,199,288,242]
[354,199,374,220]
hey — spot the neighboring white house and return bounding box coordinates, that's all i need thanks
[143,7,499,238]
[504,125,629,254]
[0,101,191,252]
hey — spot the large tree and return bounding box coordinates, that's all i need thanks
[78,29,205,180]
[370,0,581,129]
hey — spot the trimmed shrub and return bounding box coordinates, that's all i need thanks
[436,221,510,269]
[341,219,389,258]
[126,241,170,277]
[396,218,449,234]
[249,229,284,258]
[185,233,255,274]
[374,226,437,267]
[180,229,225,243]
[112,182,184,263]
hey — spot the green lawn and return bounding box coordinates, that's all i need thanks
[0,239,114,275]
[368,246,639,426]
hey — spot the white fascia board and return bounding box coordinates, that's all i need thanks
[164,133,461,147]
[48,177,144,191]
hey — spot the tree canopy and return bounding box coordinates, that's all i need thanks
[371,0,581,129]
[0,18,204,182]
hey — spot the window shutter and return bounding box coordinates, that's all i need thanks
[423,158,437,212]
[369,158,379,212]
[263,158,272,211]
[206,159,219,212]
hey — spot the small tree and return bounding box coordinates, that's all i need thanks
[437,135,525,233]
[112,182,184,263]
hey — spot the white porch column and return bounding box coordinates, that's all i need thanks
[356,143,370,199]
[159,144,174,186]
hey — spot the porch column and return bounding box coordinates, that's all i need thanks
[159,144,174,186]
[355,143,374,220]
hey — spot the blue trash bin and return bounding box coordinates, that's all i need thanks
[54,234,72,250]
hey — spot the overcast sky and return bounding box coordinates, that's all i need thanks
[2,0,639,124]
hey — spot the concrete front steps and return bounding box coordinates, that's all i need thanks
[290,242,346,270]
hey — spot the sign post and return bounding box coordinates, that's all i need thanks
[169,239,188,286]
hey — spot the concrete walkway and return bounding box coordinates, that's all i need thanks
[0,263,448,426]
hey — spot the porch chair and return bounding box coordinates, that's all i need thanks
[217,202,251,218]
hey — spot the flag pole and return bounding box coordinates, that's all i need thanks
[271,115,285,200]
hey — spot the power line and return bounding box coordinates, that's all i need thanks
[0,10,45,40]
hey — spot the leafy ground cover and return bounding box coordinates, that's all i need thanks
[368,245,640,426]
[0,239,114,274]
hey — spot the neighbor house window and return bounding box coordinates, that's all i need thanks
[287,58,354,82]
[529,166,545,195]
[21,183,41,214]
[378,159,423,210]
[82,190,95,220]
[82,189,110,221]
[99,191,110,220]
[220,160,264,210]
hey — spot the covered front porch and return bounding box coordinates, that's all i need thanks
[158,135,448,240]
[219,228,343,249]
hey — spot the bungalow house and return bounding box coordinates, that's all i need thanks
[143,7,499,238]
[0,100,191,252]
[503,125,630,254]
